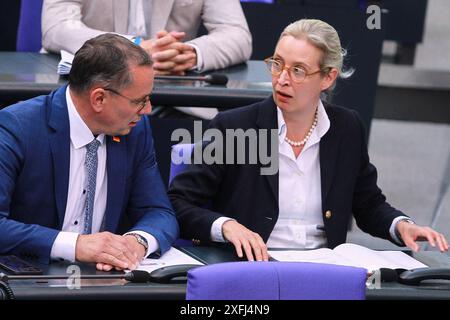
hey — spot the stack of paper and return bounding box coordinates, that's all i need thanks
[268,243,428,272]
[136,247,204,273]
[57,50,74,75]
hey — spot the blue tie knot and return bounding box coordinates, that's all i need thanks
[86,139,101,153]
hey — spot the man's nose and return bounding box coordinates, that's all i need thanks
[140,100,152,115]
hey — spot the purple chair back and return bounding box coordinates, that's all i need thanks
[169,143,195,185]
[186,261,367,300]
[277,261,366,300]
[169,143,195,247]
[17,0,44,52]
[187,262,280,300]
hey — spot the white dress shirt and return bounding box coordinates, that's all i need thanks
[128,0,148,37]
[211,100,408,246]
[50,87,157,262]
[266,101,330,249]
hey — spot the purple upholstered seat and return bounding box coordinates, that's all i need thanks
[186,261,367,300]
[276,261,367,300]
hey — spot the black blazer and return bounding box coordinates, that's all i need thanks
[168,96,405,248]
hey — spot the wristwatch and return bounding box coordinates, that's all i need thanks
[400,218,415,225]
[127,233,149,252]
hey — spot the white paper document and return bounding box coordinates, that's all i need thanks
[136,247,204,273]
[57,50,74,75]
[268,243,427,272]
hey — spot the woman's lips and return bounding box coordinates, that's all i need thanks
[276,91,293,101]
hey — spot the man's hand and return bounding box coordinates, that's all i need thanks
[140,30,197,75]
[222,220,269,262]
[152,44,197,75]
[95,235,147,271]
[75,232,142,271]
[396,220,449,252]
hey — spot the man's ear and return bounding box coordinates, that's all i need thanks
[320,68,338,92]
[90,88,107,112]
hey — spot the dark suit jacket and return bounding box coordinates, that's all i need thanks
[168,96,405,248]
[0,86,178,263]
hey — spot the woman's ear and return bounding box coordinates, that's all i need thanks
[90,88,107,112]
[320,68,338,92]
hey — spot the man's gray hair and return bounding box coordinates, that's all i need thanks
[69,33,153,93]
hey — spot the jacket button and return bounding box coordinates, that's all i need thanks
[325,210,332,219]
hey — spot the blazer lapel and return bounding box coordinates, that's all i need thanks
[47,86,71,228]
[256,96,279,203]
[320,105,343,204]
[104,136,127,232]
[113,0,129,34]
[150,0,175,36]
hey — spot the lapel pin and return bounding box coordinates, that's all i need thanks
[112,136,121,143]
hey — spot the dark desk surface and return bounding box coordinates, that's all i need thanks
[4,259,186,300]
[4,246,450,300]
[0,52,272,108]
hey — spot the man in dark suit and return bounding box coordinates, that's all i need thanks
[168,19,448,261]
[0,34,178,271]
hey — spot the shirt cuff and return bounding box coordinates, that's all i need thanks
[389,216,414,245]
[124,230,158,258]
[50,231,79,262]
[211,217,235,242]
[187,43,204,72]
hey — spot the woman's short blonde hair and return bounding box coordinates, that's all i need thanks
[280,19,354,93]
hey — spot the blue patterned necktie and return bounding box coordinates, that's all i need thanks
[83,139,101,234]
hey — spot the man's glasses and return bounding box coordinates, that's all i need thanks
[264,57,323,83]
[104,88,150,112]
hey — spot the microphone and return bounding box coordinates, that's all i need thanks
[0,270,151,283]
[155,73,228,85]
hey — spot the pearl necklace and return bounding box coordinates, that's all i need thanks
[284,109,318,147]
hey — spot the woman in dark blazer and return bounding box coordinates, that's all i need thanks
[168,19,448,261]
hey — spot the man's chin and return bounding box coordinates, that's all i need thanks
[109,128,131,137]
[121,128,132,135]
